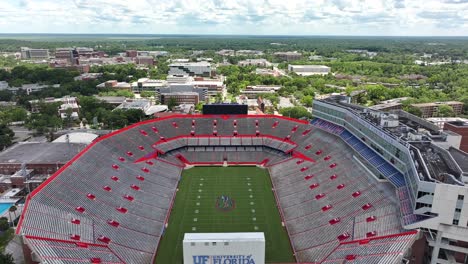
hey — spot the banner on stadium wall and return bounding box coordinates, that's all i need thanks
[192,255,256,264]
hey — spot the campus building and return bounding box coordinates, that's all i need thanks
[411,101,464,118]
[168,62,213,77]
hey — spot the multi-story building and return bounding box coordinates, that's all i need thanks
[274,51,302,61]
[313,99,468,264]
[156,84,207,104]
[235,50,263,56]
[191,77,225,97]
[96,80,131,91]
[411,101,464,118]
[20,47,49,60]
[240,85,281,99]
[444,121,468,153]
[125,50,138,58]
[168,62,213,77]
[131,78,168,93]
[54,48,74,64]
[136,56,154,66]
[288,64,331,76]
[237,59,271,67]
[166,75,194,84]
[29,96,80,119]
[369,97,410,112]
[160,92,199,105]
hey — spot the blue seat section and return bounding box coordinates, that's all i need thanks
[314,120,407,188]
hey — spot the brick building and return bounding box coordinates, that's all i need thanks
[411,101,464,118]
[444,121,468,152]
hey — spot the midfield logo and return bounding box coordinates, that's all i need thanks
[215,195,235,212]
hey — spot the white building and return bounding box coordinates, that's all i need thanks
[288,65,331,76]
[168,62,213,77]
[131,78,168,93]
[183,233,265,264]
[238,59,271,67]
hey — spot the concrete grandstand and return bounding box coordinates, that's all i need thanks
[17,115,421,264]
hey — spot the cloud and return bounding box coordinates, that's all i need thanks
[0,0,466,35]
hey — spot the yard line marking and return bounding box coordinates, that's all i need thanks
[193,218,198,222]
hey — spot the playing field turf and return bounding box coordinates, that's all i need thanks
[155,166,295,264]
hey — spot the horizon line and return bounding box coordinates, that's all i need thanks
[0,33,468,38]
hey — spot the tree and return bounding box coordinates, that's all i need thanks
[140,91,154,98]
[0,90,13,101]
[300,95,314,107]
[279,106,312,119]
[438,105,455,117]
[0,252,14,264]
[0,124,14,150]
[407,106,423,117]
[0,217,9,231]
[167,97,177,110]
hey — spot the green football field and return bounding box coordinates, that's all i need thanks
[155,166,295,264]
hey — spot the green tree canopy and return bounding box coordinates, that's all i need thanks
[279,106,312,119]
[438,105,455,117]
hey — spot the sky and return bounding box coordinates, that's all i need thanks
[0,0,467,36]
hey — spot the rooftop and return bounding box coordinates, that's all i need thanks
[0,142,85,164]
[169,62,211,67]
[448,147,468,173]
[53,133,98,144]
[411,101,463,107]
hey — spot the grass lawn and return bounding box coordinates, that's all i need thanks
[155,166,295,264]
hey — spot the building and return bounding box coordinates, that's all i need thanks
[313,99,468,264]
[183,233,265,264]
[237,95,273,113]
[136,56,154,66]
[368,97,409,111]
[369,102,403,111]
[20,47,49,60]
[288,64,331,76]
[411,101,464,118]
[216,49,235,56]
[444,121,468,152]
[74,73,103,81]
[94,96,126,106]
[235,50,263,56]
[166,75,194,84]
[29,96,80,119]
[255,68,282,77]
[160,92,199,105]
[115,99,151,113]
[0,142,85,175]
[125,50,138,58]
[54,48,74,64]
[168,62,213,77]
[58,97,80,119]
[49,63,90,73]
[238,59,271,67]
[96,80,132,90]
[240,85,281,99]
[131,78,168,93]
[156,84,207,104]
[427,117,468,129]
[191,78,225,97]
[274,51,302,61]
[0,82,61,95]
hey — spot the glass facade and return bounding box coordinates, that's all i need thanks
[313,100,420,204]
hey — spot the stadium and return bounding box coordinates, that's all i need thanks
[16,100,468,264]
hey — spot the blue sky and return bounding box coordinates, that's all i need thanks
[0,0,467,35]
